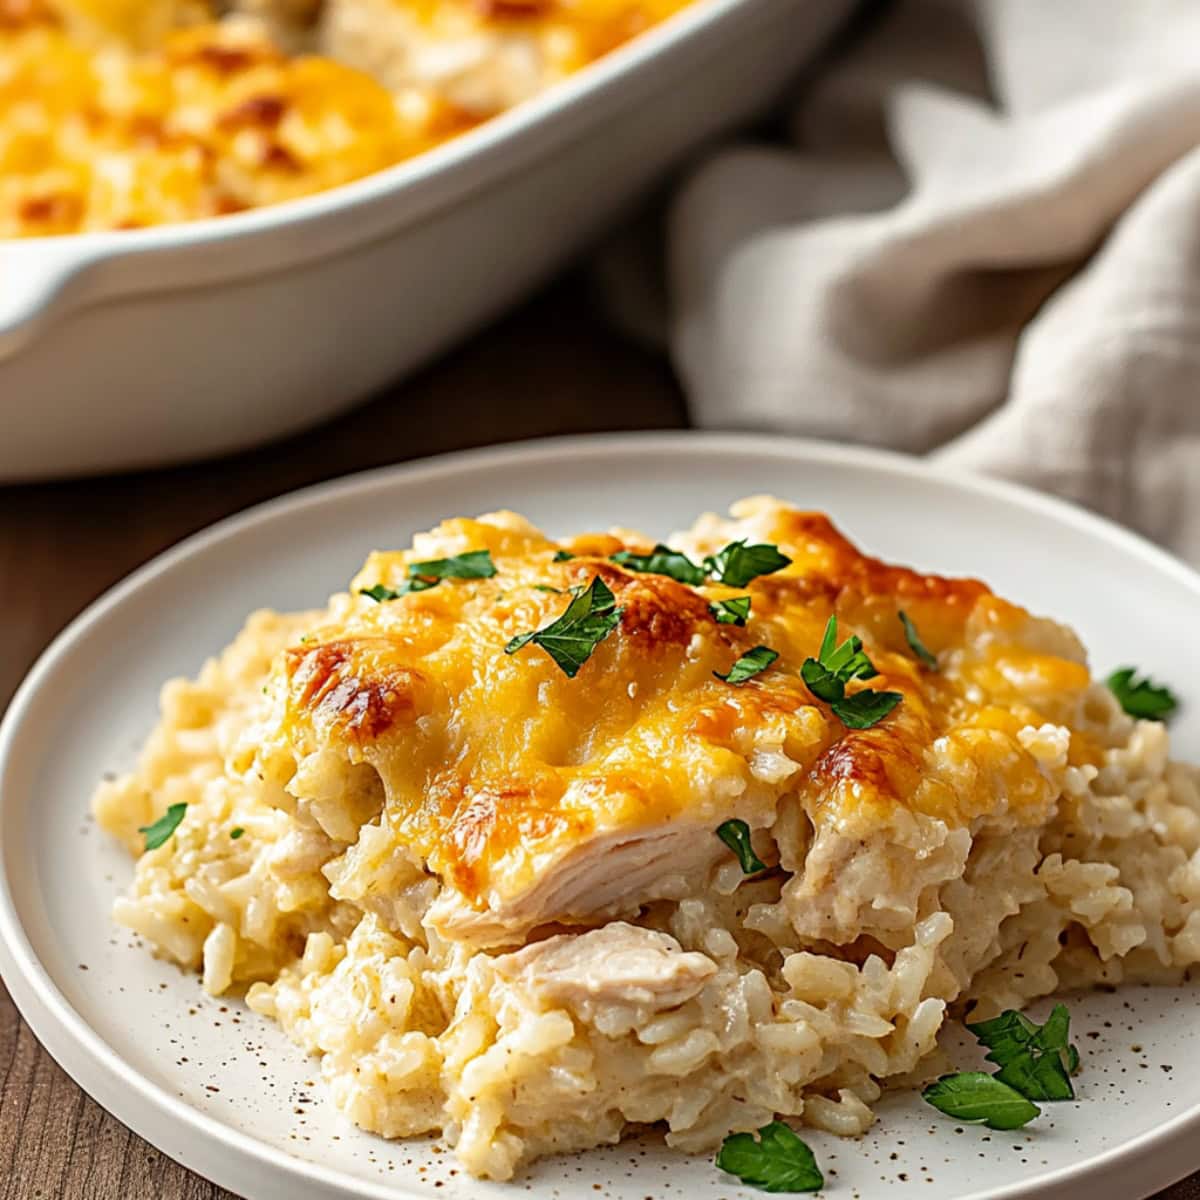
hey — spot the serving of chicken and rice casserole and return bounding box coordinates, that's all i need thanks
[94,496,1200,1180]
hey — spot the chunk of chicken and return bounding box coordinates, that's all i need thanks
[425,821,728,947]
[492,922,717,1017]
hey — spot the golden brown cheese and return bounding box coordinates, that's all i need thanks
[0,0,692,235]
[0,15,423,235]
[255,502,1097,937]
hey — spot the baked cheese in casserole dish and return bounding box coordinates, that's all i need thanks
[0,0,690,236]
[94,496,1200,1180]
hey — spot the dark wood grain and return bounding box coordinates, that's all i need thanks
[0,274,1196,1199]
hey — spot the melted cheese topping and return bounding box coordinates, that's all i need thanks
[0,15,421,234]
[253,499,1099,921]
[0,0,691,235]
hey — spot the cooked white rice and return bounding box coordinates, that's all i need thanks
[94,541,1200,1180]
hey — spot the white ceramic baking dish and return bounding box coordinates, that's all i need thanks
[0,0,853,481]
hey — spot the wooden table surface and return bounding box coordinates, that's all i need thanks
[0,275,1195,1199]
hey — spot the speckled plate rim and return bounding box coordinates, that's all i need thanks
[2,431,1200,1200]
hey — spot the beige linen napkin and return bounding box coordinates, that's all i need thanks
[666,0,1200,561]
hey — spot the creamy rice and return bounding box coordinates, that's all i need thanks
[94,505,1200,1180]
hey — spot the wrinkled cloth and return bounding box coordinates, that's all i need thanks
[662,0,1200,562]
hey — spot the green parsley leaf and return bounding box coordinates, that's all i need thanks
[968,1004,1078,1070]
[716,1121,824,1193]
[800,657,842,704]
[359,579,437,602]
[360,583,401,602]
[1035,1003,1072,1054]
[714,645,778,685]
[716,819,767,874]
[360,550,495,602]
[532,584,564,594]
[994,1051,1074,1102]
[922,1072,1040,1130]
[504,576,624,678]
[709,596,752,626]
[818,615,838,662]
[803,616,877,697]
[138,803,187,852]
[409,548,496,581]
[831,689,903,729]
[703,541,792,588]
[552,550,574,562]
[965,1010,1038,1067]
[611,544,706,585]
[818,617,877,682]
[1106,667,1178,721]
[230,827,245,840]
[802,615,900,729]
[899,610,938,669]
[966,1003,1079,1101]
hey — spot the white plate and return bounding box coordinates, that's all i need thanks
[2,432,1199,1200]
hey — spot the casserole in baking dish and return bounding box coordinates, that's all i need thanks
[0,0,693,235]
[0,0,854,479]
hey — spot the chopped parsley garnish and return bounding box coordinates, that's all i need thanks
[801,615,902,729]
[1106,667,1178,721]
[230,827,245,840]
[802,614,878,699]
[925,1004,1081,1131]
[991,1052,1075,1103]
[359,583,395,602]
[703,541,792,588]
[715,645,778,685]
[532,584,564,594]
[967,1009,1043,1066]
[716,1121,823,1193]
[832,689,904,729]
[359,549,496,601]
[899,610,938,669]
[967,1004,1079,1101]
[611,544,706,585]
[409,549,497,580]
[606,538,789,593]
[505,576,624,678]
[716,819,767,874]
[922,1072,1040,1130]
[360,577,439,601]
[552,550,574,562]
[709,596,752,626]
[138,803,187,852]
